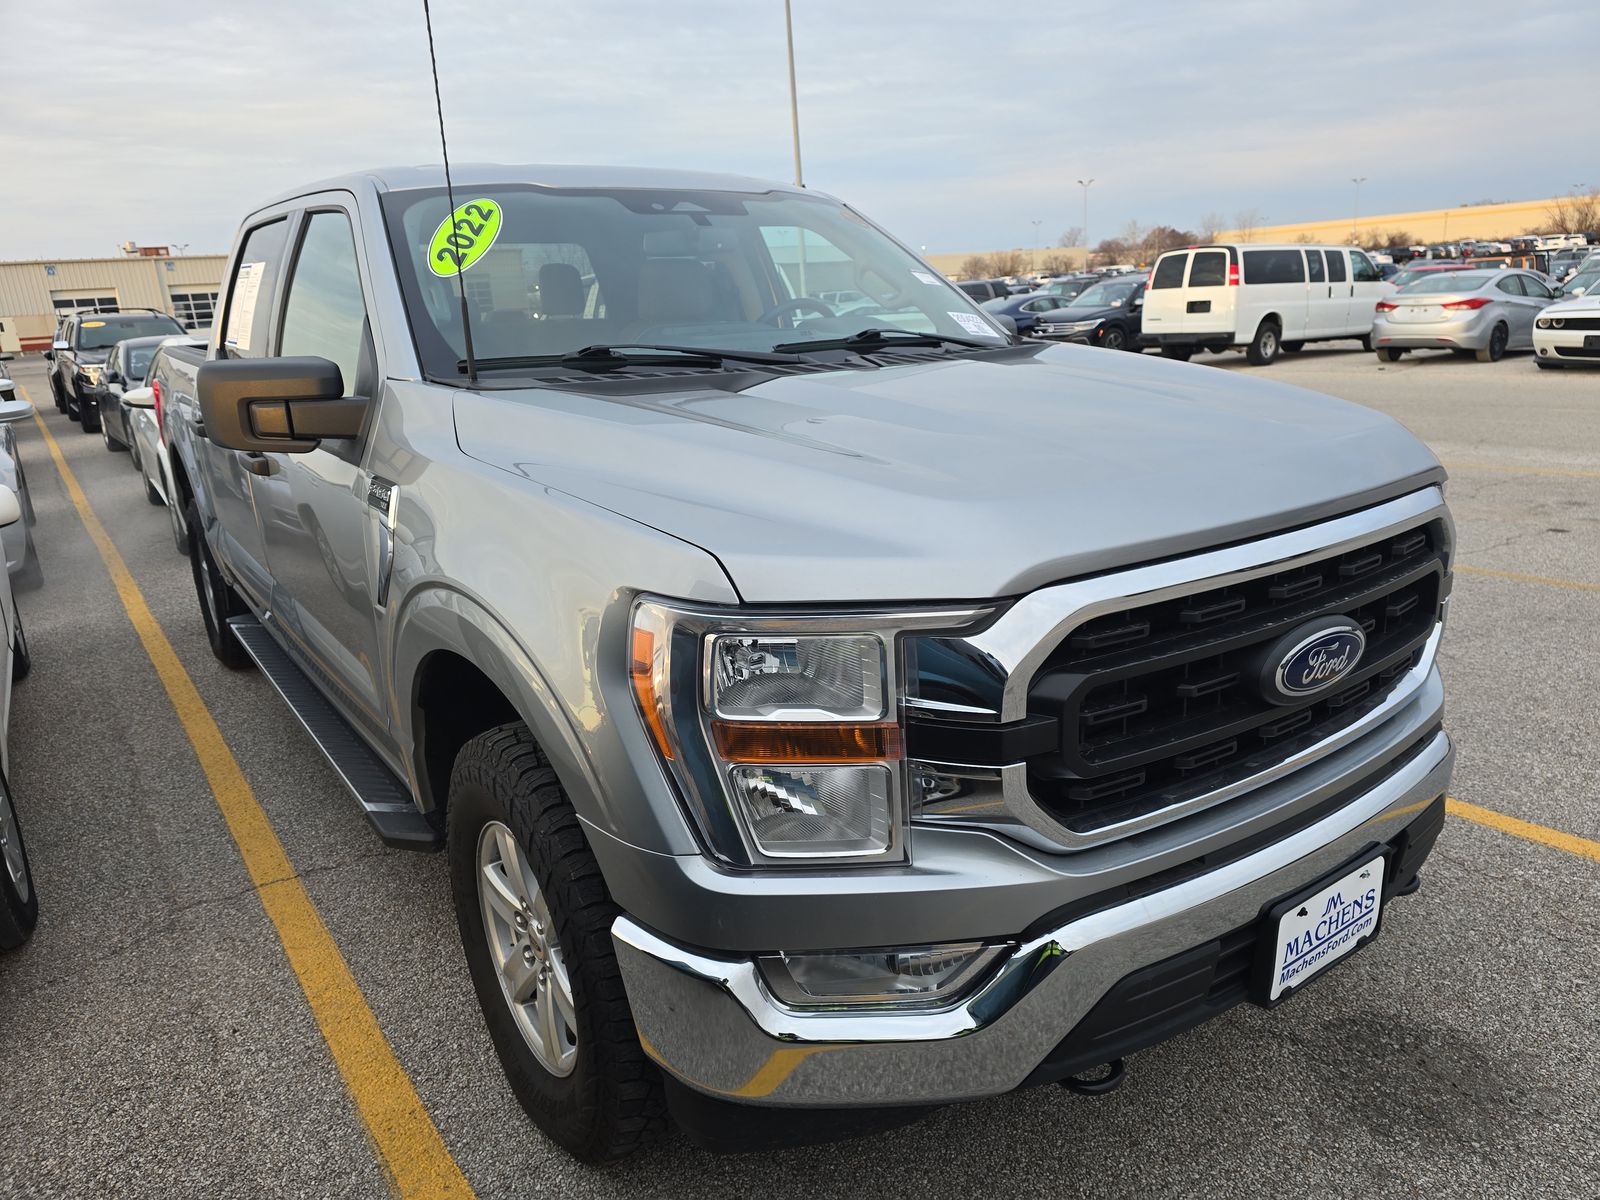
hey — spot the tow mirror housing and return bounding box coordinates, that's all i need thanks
[197,356,365,453]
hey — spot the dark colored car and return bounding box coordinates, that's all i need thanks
[955,278,1013,303]
[47,310,185,432]
[1033,274,1149,350]
[97,335,179,452]
[1036,273,1098,302]
[980,291,1074,336]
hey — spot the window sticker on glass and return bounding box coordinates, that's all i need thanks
[912,270,942,285]
[948,311,1002,338]
[82,320,106,328]
[227,261,266,351]
[428,198,503,278]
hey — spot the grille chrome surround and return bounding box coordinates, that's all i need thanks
[908,486,1452,851]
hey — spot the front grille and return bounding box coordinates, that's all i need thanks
[1025,520,1445,834]
[1554,346,1600,359]
[1547,316,1600,330]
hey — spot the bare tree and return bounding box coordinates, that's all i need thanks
[959,254,992,280]
[1198,212,1226,242]
[1055,226,1084,250]
[1545,189,1600,236]
[1233,208,1264,243]
[1039,253,1075,275]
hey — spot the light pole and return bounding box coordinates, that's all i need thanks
[1350,177,1366,244]
[783,0,804,188]
[1031,219,1042,272]
[1077,178,1094,270]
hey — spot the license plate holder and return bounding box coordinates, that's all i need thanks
[1584,334,1600,349]
[1252,848,1388,1007]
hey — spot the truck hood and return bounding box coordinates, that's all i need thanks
[453,344,1443,603]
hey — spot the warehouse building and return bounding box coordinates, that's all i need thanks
[0,249,228,354]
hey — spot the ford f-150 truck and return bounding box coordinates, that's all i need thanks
[173,165,1454,1161]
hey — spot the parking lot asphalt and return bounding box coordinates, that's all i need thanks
[2,349,1597,1199]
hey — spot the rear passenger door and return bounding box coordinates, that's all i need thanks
[1241,249,1309,340]
[1141,251,1190,336]
[252,199,389,741]
[205,217,291,604]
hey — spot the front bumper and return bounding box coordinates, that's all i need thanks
[615,727,1452,1108]
[1533,326,1600,364]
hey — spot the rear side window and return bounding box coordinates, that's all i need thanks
[1151,253,1188,289]
[1495,276,1525,296]
[1325,251,1348,282]
[1242,250,1306,285]
[1305,251,1325,283]
[223,220,290,358]
[1188,251,1226,287]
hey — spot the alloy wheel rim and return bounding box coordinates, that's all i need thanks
[476,820,578,1076]
[0,778,29,904]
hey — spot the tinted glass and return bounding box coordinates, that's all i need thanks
[1068,279,1142,307]
[1188,251,1226,287]
[223,219,290,359]
[1150,253,1187,289]
[1242,250,1305,284]
[1522,275,1554,298]
[1495,276,1524,296]
[1399,272,1493,294]
[1305,251,1325,283]
[383,185,1000,376]
[280,211,371,394]
[1350,251,1381,282]
[127,345,158,381]
[1325,250,1347,282]
[77,315,183,350]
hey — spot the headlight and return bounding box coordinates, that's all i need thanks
[1070,319,1102,332]
[79,364,103,384]
[630,599,984,866]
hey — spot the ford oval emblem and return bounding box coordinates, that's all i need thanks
[1259,619,1366,705]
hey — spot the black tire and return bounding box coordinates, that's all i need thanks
[0,770,39,951]
[447,724,666,1163]
[1475,323,1508,363]
[1100,325,1128,351]
[1245,319,1281,365]
[1378,347,1406,362]
[11,608,29,683]
[1160,346,1194,361]
[1358,334,1373,352]
[1282,341,1304,354]
[185,499,251,669]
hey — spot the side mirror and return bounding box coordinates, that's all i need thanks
[197,356,363,454]
[51,339,69,352]
[990,314,1019,337]
[0,485,21,530]
[1131,295,1145,308]
[121,386,156,409]
[0,399,33,424]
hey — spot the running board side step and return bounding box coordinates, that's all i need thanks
[228,616,443,850]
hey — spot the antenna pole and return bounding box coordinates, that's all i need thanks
[423,0,478,383]
[784,0,804,187]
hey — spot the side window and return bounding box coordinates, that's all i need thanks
[279,211,371,396]
[1522,275,1554,299]
[1495,276,1524,296]
[1242,250,1306,284]
[1150,253,1188,289]
[1350,251,1380,283]
[1325,251,1348,283]
[1305,250,1326,283]
[1187,251,1226,287]
[222,219,290,358]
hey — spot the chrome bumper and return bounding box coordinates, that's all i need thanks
[613,728,1452,1107]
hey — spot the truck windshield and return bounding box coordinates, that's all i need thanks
[381,185,1007,377]
[78,316,183,350]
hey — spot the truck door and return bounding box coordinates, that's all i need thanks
[252,202,390,743]
[1141,250,1190,337]
[206,219,290,605]
[1324,249,1352,332]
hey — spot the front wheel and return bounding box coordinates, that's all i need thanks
[1245,320,1281,365]
[0,770,38,951]
[448,724,666,1162]
[186,499,251,669]
[1475,323,1508,363]
[1100,326,1128,351]
[1160,345,1194,361]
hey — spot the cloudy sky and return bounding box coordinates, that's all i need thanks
[0,0,1588,260]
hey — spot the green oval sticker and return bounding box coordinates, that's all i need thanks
[427,198,503,278]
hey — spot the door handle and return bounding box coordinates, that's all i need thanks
[241,452,273,477]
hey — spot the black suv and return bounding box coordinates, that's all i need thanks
[48,310,185,432]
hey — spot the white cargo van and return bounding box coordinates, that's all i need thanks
[1141,244,1388,364]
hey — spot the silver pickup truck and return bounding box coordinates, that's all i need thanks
[171,165,1454,1161]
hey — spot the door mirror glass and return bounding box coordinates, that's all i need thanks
[0,485,21,530]
[121,387,156,409]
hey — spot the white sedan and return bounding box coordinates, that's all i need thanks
[121,386,175,511]
[1533,288,1600,370]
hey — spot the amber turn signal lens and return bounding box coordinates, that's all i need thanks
[630,625,675,761]
[711,721,902,764]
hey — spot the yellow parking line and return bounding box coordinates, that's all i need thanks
[1442,461,1600,481]
[1448,797,1600,865]
[1455,564,1600,593]
[22,393,473,1199]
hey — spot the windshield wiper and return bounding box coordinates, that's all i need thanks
[457,343,804,374]
[771,327,1005,354]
